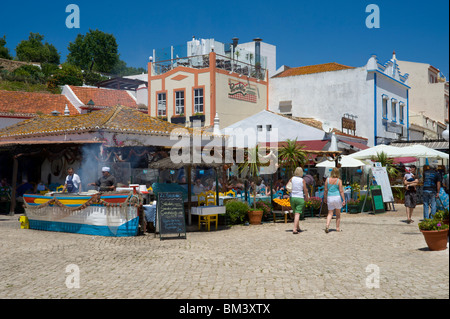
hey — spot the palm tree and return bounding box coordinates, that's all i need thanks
[278,138,307,178]
[238,145,265,209]
[370,151,400,182]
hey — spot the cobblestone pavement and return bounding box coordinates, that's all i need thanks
[0,205,448,299]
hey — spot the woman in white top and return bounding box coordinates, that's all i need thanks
[323,167,345,233]
[288,167,310,234]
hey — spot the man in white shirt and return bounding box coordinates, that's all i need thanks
[62,167,82,193]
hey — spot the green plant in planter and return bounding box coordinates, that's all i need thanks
[225,200,249,224]
[433,210,449,221]
[255,200,271,218]
[418,218,449,231]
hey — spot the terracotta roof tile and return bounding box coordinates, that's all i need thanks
[273,62,354,78]
[0,90,78,116]
[0,105,214,139]
[69,85,137,108]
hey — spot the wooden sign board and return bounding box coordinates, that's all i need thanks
[157,192,186,240]
[370,185,385,214]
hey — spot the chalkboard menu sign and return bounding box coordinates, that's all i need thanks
[370,186,385,214]
[157,192,186,240]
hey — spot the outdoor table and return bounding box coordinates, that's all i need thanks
[191,205,225,231]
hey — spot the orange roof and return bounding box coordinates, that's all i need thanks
[273,62,355,78]
[0,90,78,116]
[69,85,137,108]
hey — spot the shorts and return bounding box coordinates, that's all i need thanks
[404,191,417,208]
[290,197,305,214]
[327,195,342,210]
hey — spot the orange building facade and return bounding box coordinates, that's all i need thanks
[148,51,269,129]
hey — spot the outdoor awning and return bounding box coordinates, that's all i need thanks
[96,77,147,91]
[338,140,369,151]
[391,140,449,151]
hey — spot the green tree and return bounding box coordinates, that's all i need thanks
[67,29,119,73]
[47,63,83,89]
[13,65,46,83]
[278,138,307,177]
[110,59,146,76]
[0,35,13,60]
[15,32,60,64]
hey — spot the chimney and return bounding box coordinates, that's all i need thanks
[253,37,262,67]
[232,37,239,50]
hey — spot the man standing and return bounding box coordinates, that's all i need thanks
[62,167,82,193]
[422,164,441,220]
[89,167,116,192]
[403,165,418,224]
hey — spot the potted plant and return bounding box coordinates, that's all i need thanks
[238,146,266,225]
[418,217,449,251]
[255,200,271,221]
[189,112,205,123]
[225,200,249,225]
[347,198,361,214]
[171,113,186,124]
[435,209,449,225]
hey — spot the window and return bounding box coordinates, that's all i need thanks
[266,124,272,131]
[257,125,263,131]
[382,98,388,119]
[391,100,397,122]
[157,93,166,116]
[399,103,405,124]
[194,88,204,113]
[175,90,184,115]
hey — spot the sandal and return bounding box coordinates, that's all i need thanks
[293,231,298,234]
[325,227,329,233]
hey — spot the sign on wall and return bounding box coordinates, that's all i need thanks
[228,79,257,103]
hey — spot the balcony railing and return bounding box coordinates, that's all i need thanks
[151,53,266,81]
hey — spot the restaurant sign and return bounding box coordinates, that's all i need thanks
[228,79,257,103]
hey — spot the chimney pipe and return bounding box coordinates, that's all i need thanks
[232,37,239,49]
[253,37,262,67]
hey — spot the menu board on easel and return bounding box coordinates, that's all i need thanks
[370,185,385,214]
[157,192,186,240]
[371,166,394,203]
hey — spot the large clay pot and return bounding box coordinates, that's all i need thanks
[248,210,263,225]
[420,229,448,251]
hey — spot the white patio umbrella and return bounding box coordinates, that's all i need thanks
[393,144,449,159]
[316,155,366,168]
[347,144,404,160]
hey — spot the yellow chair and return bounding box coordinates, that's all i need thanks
[147,186,153,192]
[197,192,206,206]
[56,185,64,192]
[205,191,216,206]
[198,214,218,231]
[226,189,236,197]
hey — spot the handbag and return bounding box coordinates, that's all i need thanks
[286,180,292,193]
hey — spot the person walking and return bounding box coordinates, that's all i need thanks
[288,167,309,234]
[324,167,346,233]
[422,164,442,220]
[403,165,418,224]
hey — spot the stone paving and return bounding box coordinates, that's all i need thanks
[0,205,448,299]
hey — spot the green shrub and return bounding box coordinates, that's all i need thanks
[225,200,249,224]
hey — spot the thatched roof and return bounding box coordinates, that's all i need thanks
[148,156,231,169]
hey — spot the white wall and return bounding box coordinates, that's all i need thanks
[269,56,410,147]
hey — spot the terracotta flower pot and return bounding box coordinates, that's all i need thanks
[420,229,448,251]
[248,210,263,225]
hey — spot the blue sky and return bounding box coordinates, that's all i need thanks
[1,0,448,77]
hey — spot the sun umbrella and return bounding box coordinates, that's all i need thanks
[348,144,404,160]
[393,145,449,159]
[316,155,366,168]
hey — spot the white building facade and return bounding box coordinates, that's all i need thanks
[269,53,410,147]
